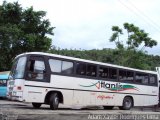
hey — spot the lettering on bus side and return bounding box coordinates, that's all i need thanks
[79,81,139,92]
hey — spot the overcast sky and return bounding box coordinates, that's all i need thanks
[1,0,160,55]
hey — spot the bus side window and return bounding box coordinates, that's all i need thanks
[86,64,97,77]
[62,61,73,74]
[119,70,126,81]
[119,70,134,83]
[135,73,148,85]
[108,68,117,80]
[49,59,62,73]
[76,63,86,75]
[142,75,149,85]
[149,75,157,86]
[126,71,134,82]
[135,73,142,83]
[27,59,46,80]
[99,67,108,78]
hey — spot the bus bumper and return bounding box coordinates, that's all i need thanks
[7,91,23,101]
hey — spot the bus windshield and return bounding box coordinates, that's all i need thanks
[10,56,27,79]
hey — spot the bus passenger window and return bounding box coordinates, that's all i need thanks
[135,73,148,84]
[86,64,97,77]
[76,63,86,75]
[62,61,73,74]
[99,67,108,78]
[126,71,134,82]
[149,75,157,86]
[119,70,126,81]
[135,73,142,84]
[108,68,117,80]
[142,75,149,85]
[119,70,134,83]
[49,59,62,73]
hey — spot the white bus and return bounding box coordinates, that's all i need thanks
[7,52,159,110]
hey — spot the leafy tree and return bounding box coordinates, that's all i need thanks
[109,23,157,69]
[110,26,123,49]
[110,23,157,50]
[0,1,54,71]
[123,23,157,50]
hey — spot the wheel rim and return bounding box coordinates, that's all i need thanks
[124,99,131,108]
[54,96,59,105]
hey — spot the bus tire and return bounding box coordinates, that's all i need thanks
[49,93,59,110]
[103,106,114,110]
[32,103,42,109]
[119,96,133,110]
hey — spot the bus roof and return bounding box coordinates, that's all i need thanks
[17,52,157,75]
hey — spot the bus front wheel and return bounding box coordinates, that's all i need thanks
[49,93,59,110]
[119,97,133,110]
[32,103,42,109]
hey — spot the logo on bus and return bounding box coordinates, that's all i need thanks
[79,81,139,91]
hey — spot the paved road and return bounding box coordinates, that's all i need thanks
[0,99,160,120]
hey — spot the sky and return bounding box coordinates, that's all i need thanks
[1,0,160,55]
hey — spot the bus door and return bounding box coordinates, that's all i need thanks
[25,56,50,102]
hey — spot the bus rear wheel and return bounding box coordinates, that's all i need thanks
[32,103,42,109]
[49,93,59,110]
[119,97,133,110]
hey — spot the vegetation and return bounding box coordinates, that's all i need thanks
[49,47,160,71]
[0,1,54,71]
[110,23,157,50]
[108,23,158,70]
[0,1,159,71]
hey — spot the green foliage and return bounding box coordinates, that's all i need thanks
[109,23,158,70]
[49,47,160,71]
[110,26,123,49]
[110,23,157,50]
[0,1,54,71]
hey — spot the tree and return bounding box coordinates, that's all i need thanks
[110,26,123,49]
[123,23,157,50]
[109,23,157,69]
[110,23,157,51]
[0,1,54,71]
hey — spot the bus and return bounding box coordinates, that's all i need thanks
[7,52,159,110]
[0,73,9,98]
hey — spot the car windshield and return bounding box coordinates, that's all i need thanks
[10,56,27,79]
